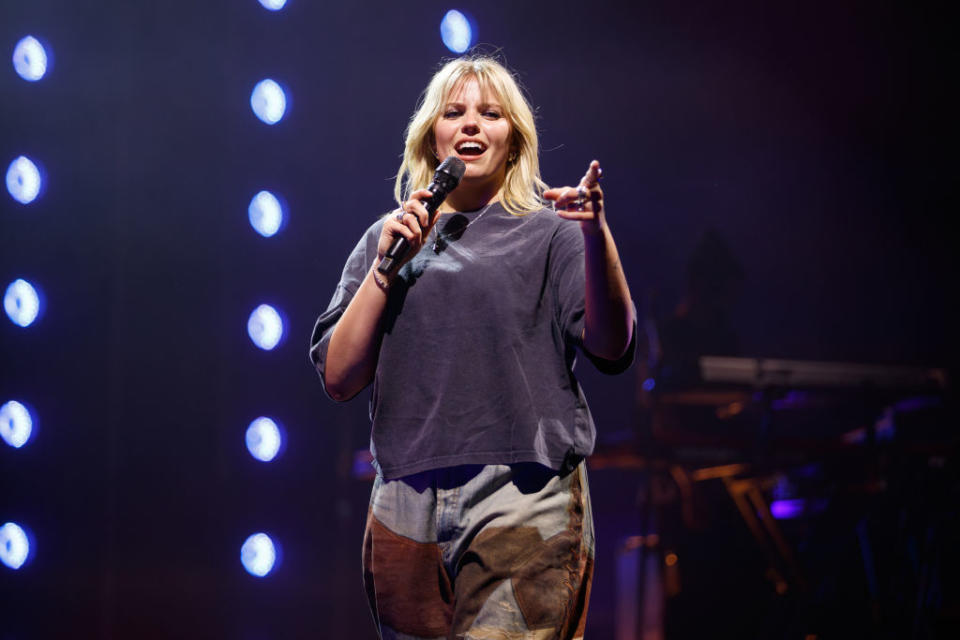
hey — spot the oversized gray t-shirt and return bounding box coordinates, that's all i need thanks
[310,203,633,479]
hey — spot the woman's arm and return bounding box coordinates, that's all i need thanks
[544,161,634,361]
[323,189,437,401]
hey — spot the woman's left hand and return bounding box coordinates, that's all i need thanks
[544,160,605,235]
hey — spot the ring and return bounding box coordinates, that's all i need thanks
[395,211,405,221]
[574,186,587,211]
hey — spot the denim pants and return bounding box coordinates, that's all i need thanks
[362,461,594,640]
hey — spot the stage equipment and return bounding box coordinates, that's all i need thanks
[0,400,34,449]
[250,79,287,125]
[246,417,283,463]
[247,304,284,351]
[248,190,284,238]
[4,279,41,327]
[6,156,42,205]
[594,355,953,639]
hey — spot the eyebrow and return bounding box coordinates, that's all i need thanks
[443,101,504,109]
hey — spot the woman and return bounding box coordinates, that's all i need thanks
[310,55,634,640]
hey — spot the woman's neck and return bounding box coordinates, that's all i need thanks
[441,180,504,213]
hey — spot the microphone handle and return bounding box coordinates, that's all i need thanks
[376,180,446,277]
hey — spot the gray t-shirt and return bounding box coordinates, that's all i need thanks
[310,202,633,479]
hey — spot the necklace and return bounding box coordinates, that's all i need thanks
[431,201,495,253]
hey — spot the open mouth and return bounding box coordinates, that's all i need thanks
[455,141,487,156]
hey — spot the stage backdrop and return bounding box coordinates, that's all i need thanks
[1,0,954,637]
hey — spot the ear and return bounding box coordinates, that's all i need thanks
[508,134,520,163]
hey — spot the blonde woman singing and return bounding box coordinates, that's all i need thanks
[311,55,634,640]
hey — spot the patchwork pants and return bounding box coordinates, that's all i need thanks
[362,461,594,640]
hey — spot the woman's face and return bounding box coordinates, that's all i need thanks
[433,77,512,191]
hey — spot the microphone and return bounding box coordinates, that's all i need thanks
[377,156,466,276]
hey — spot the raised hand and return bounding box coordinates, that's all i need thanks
[377,189,438,276]
[544,160,605,234]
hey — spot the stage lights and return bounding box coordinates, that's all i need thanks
[241,532,278,577]
[770,497,828,520]
[0,522,31,570]
[6,33,48,584]
[12,36,48,82]
[246,417,283,462]
[248,190,284,237]
[247,304,284,350]
[0,401,34,449]
[250,79,287,125]
[440,10,473,54]
[236,10,293,580]
[4,279,41,328]
[6,156,42,205]
[770,499,805,519]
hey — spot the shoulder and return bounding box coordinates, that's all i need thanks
[530,207,583,249]
[339,211,392,274]
[364,212,391,238]
[355,211,395,250]
[496,206,584,254]
[507,206,578,236]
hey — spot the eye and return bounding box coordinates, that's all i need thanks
[443,109,462,119]
[483,110,501,119]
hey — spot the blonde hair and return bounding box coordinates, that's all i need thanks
[394,55,547,215]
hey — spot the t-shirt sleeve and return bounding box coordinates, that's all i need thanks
[309,223,380,400]
[551,220,637,376]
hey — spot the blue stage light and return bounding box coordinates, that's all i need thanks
[6,156,42,205]
[12,36,48,82]
[258,0,288,10]
[4,279,41,328]
[440,10,472,53]
[0,522,30,570]
[246,417,283,462]
[250,79,287,125]
[241,532,277,577]
[0,401,33,449]
[247,304,284,350]
[770,499,804,520]
[770,497,829,520]
[248,190,284,238]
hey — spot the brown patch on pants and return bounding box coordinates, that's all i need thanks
[363,466,593,639]
[363,508,454,637]
[453,467,592,639]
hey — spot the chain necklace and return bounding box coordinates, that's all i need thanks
[431,201,496,253]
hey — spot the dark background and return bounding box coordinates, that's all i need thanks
[1,0,956,637]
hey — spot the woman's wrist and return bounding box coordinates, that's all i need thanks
[369,263,393,292]
[581,218,609,240]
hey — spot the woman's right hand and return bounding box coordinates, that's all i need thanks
[328,188,439,399]
[377,189,437,274]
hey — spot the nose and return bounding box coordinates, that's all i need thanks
[460,114,479,135]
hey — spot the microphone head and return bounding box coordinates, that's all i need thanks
[436,156,466,183]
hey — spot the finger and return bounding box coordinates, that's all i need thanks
[589,189,602,212]
[553,198,596,215]
[549,185,596,212]
[403,197,431,230]
[396,209,426,240]
[543,186,577,203]
[387,217,420,244]
[581,160,602,188]
[403,210,424,238]
[410,189,434,225]
[555,208,596,222]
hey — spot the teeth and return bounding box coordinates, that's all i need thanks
[456,141,485,152]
